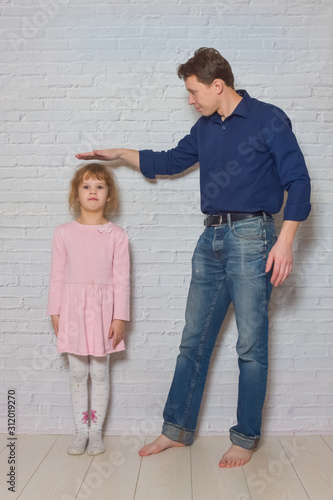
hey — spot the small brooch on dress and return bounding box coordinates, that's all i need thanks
[97,225,112,234]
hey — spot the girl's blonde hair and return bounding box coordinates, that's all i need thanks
[69,163,119,216]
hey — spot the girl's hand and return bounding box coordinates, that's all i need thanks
[75,149,121,161]
[108,319,125,349]
[51,315,60,337]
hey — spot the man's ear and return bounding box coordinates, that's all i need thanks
[213,79,224,95]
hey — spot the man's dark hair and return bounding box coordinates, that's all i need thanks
[177,47,234,89]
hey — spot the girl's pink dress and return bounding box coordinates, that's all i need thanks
[47,221,130,356]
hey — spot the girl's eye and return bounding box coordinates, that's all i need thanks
[97,186,104,189]
[82,185,89,189]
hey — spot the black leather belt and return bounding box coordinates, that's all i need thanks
[204,211,266,227]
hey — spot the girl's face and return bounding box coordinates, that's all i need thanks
[77,174,110,214]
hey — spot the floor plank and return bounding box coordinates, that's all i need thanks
[243,437,308,500]
[191,436,250,500]
[321,434,333,452]
[0,434,58,500]
[78,435,144,500]
[18,435,92,500]
[0,434,8,453]
[279,435,333,500]
[134,436,192,500]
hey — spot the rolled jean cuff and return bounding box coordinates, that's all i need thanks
[230,429,260,450]
[162,421,194,445]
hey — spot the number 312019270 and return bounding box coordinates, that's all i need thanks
[8,390,16,435]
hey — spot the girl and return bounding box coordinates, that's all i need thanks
[47,163,130,456]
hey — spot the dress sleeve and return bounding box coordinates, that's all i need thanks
[139,121,199,179]
[46,227,67,315]
[265,107,311,221]
[112,229,130,321]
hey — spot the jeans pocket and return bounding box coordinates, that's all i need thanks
[231,218,264,241]
[264,220,278,247]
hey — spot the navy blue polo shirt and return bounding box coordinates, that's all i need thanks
[139,90,311,221]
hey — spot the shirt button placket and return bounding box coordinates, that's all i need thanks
[216,123,225,165]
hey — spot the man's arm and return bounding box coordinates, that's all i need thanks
[76,120,200,179]
[263,107,310,287]
[265,220,300,287]
[75,149,140,170]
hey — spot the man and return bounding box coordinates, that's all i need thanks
[76,47,311,467]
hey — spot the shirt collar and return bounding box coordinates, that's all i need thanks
[233,89,250,118]
[209,89,251,123]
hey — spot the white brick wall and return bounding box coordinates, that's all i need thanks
[1,0,332,436]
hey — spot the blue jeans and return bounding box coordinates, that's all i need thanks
[162,214,277,450]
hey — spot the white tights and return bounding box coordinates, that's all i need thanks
[67,353,110,434]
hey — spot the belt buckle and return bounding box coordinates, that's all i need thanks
[211,215,223,227]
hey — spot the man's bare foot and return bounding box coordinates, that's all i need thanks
[138,434,186,457]
[219,444,254,468]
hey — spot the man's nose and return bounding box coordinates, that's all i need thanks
[188,94,195,105]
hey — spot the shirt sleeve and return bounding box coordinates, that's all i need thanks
[46,226,67,316]
[139,121,199,179]
[112,229,130,321]
[265,107,311,221]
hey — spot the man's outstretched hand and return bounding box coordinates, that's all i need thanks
[75,148,140,170]
[75,149,120,161]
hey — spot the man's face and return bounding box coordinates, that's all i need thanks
[185,75,219,116]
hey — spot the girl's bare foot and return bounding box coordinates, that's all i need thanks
[138,434,186,457]
[219,444,254,468]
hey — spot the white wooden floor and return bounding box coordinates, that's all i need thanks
[0,434,333,500]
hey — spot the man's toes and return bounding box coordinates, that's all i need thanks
[138,445,151,456]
